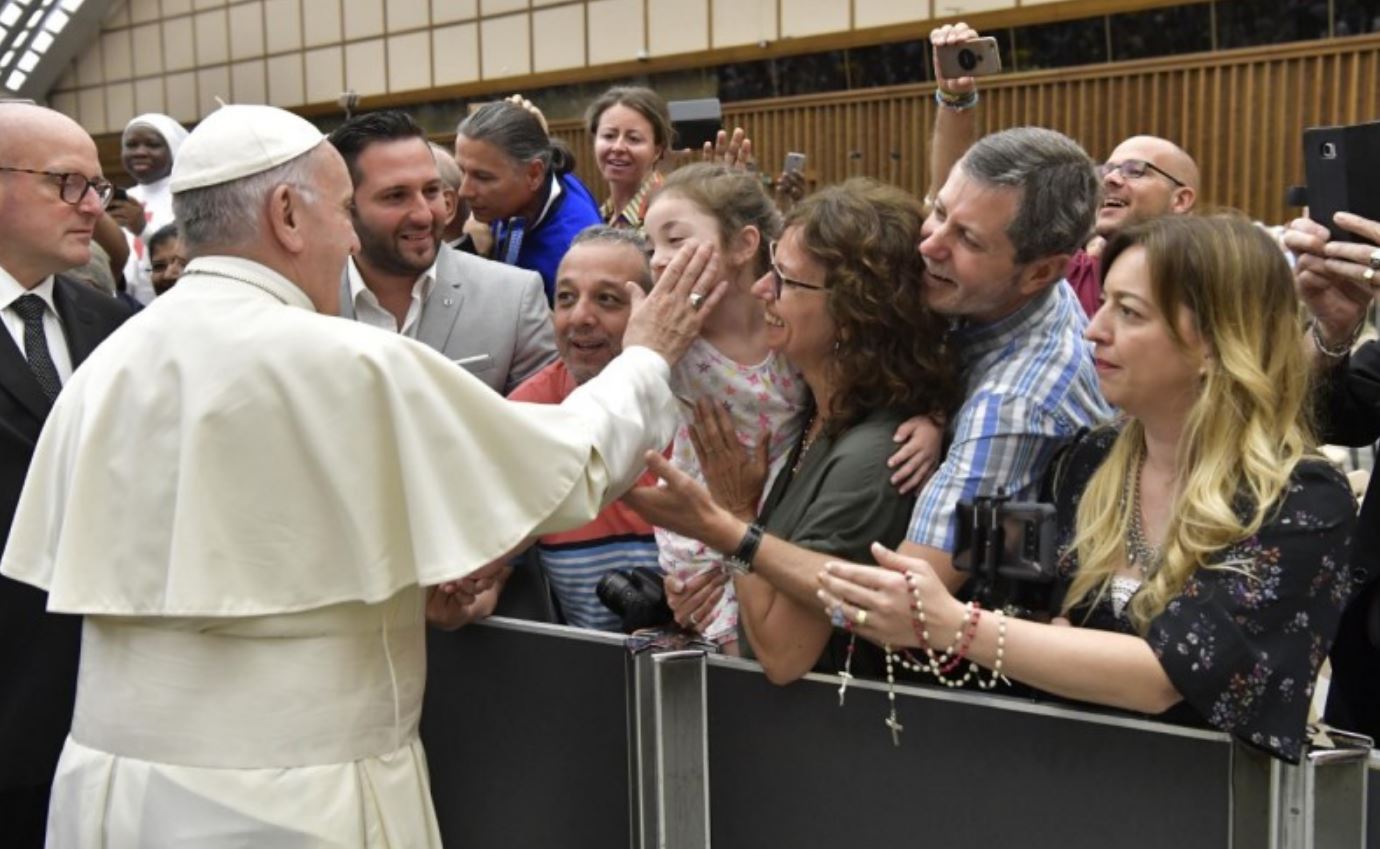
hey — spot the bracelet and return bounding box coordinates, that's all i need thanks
[934,88,979,111]
[724,521,764,575]
[976,609,1008,690]
[1311,317,1364,359]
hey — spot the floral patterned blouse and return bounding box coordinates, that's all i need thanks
[1048,426,1357,763]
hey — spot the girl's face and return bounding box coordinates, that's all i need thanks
[644,192,726,281]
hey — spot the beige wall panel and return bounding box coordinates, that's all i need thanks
[266,53,305,105]
[480,13,530,79]
[481,0,527,14]
[134,76,165,115]
[229,2,265,60]
[162,17,195,72]
[432,0,478,24]
[302,0,343,46]
[231,58,268,103]
[432,22,479,84]
[345,39,387,95]
[345,0,386,40]
[106,81,136,130]
[162,0,193,15]
[55,63,78,92]
[648,0,707,57]
[78,87,108,134]
[532,0,567,6]
[129,0,161,23]
[75,39,104,86]
[781,0,848,38]
[165,71,197,121]
[101,29,133,81]
[387,0,430,31]
[194,0,226,10]
[387,31,431,92]
[532,4,583,73]
[105,2,131,28]
[50,91,78,122]
[587,0,641,64]
[264,0,303,52]
[711,0,775,48]
[304,45,343,102]
[132,23,163,76]
[194,9,230,66]
[935,0,1012,14]
[197,65,231,115]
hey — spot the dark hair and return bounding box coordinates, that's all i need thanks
[457,101,575,178]
[585,86,673,152]
[147,222,181,254]
[327,110,426,184]
[961,126,1098,264]
[568,224,653,291]
[786,179,960,432]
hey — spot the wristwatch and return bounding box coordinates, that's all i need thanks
[725,522,765,576]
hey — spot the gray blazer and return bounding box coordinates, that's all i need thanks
[340,244,557,394]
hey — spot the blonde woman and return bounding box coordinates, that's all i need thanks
[818,216,1356,762]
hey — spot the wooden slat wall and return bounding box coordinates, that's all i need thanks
[549,34,1380,226]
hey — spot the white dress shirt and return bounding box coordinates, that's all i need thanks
[346,258,437,338]
[0,264,74,383]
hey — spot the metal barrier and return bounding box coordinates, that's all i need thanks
[421,617,1371,849]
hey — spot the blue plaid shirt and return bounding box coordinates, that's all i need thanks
[907,281,1110,552]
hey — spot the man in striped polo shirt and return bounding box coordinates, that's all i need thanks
[903,127,1111,589]
[461,226,661,631]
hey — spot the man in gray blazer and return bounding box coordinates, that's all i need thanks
[329,111,555,394]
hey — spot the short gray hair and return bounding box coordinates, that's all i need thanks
[961,127,1098,264]
[429,142,461,191]
[173,150,319,253]
[567,225,653,291]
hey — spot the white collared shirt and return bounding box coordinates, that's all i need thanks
[346,258,438,338]
[0,265,74,383]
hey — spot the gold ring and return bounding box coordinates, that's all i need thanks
[1369,248,1380,270]
[689,292,706,310]
[1366,268,1376,283]
[855,609,869,627]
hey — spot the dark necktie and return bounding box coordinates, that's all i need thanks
[11,294,62,400]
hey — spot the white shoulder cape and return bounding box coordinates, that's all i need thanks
[1,257,675,616]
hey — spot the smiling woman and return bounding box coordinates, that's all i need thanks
[584,86,672,234]
[109,113,189,304]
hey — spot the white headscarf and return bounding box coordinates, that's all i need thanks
[122,112,190,163]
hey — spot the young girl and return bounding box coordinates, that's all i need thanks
[642,164,806,650]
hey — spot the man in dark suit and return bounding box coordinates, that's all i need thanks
[0,102,132,847]
[329,111,555,395]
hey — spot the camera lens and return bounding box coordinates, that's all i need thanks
[596,569,673,632]
[958,48,978,72]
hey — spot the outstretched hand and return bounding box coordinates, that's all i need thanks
[622,241,728,367]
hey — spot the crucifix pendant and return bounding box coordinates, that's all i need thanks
[885,711,904,746]
[836,671,853,706]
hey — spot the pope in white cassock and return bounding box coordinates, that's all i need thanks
[0,104,727,848]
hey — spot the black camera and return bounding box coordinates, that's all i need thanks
[596,569,673,633]
[958,48,979,72]
[952,490,1060,619]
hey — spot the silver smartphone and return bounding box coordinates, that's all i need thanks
[783,152,806,174]
[936,37,1002,79]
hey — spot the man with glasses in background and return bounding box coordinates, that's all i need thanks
[1065,135,1200,315]
[0,102,131,849]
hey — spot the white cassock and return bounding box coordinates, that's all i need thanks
[0,256,678,848]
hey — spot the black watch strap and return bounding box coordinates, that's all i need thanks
[726,522,765,575]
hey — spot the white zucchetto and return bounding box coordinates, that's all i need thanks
[170,104,325,193]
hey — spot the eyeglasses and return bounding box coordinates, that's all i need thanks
[767,240,827,298]
[0,167,115,207]
[1096,159,1186,188]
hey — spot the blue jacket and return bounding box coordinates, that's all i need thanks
[493,171,602,303]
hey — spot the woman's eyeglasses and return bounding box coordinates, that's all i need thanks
[768,240,827,298]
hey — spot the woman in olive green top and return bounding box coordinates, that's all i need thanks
[626,180,959,683]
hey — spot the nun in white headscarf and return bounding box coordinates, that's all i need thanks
[110,113,189,303]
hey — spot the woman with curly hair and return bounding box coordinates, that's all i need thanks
[628,179,960,683]
[819,215,1356,761]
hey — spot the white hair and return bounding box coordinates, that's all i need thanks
[173,150,319,252]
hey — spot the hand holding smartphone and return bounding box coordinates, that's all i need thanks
[935,37,1002,80]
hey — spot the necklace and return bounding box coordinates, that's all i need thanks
[1125,449,1162,577]
[791,411,821,476]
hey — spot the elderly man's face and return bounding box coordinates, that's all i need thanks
[295,145,361,313]
[350,138,447,280]
[0,114,105,286]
